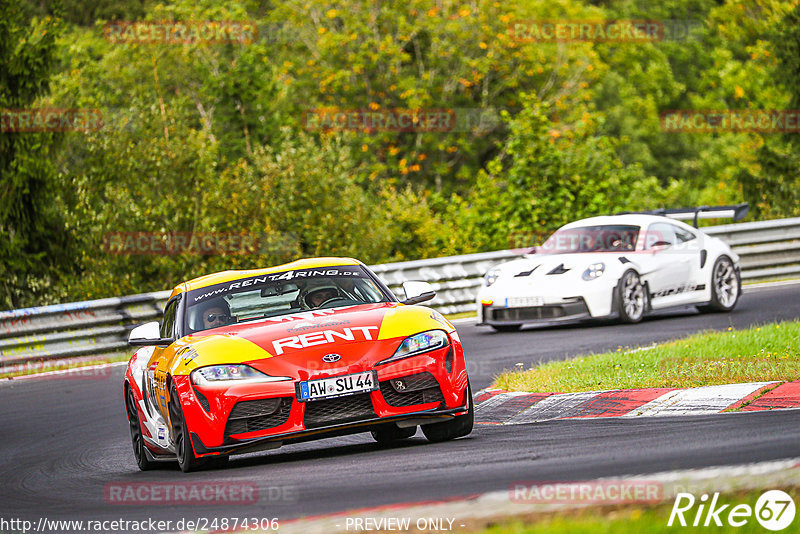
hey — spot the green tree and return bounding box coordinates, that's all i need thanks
[738,3,800,218]
[0,1,73,308]
[451,94,677,252]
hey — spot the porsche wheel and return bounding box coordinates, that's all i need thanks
[700,255,740,312]
[617,270,646,323]
[371,423,416,444]
[421,382,473,443]
[125,385,156,471]
[168,381,207,473]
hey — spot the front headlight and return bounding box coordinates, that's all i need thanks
[377,330,449,365]
[582,262,606,281]
[484,268,501,286]
[191,364,291,385]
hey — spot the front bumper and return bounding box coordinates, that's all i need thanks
[478,297,591,326]
[175,342,469,457]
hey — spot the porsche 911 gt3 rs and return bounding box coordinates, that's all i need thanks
[124,258,472,472]
[477,206,747,331]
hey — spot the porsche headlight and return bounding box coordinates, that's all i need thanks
[191,364,291,385]
[484,268,501,287]
[582,262,606,281]
[377,330,449,365]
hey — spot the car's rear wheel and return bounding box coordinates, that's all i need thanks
[490,324,521,332]
[371,423,416,444]
[699,255,740,312]
[421,382,474,443]
[617,270,647,323]
[168,380,208,473]
[125,384,156,471]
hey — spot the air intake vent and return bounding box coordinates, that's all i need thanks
[547,264,570,275]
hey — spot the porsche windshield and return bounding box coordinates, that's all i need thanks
[540,225,640,254]
[184,265,391,333]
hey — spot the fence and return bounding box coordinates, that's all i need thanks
[2,217,799,367]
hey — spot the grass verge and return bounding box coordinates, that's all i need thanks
[495,321,800,393]
[467,486,799,534]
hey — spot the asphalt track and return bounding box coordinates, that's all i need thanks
[1,283,799,528]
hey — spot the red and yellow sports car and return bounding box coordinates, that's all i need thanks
[124,258,473,472]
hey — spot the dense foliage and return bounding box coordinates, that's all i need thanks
[1,0,798,307]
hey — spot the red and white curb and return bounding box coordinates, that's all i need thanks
[474,381,800,424]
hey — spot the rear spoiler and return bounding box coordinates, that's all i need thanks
[617,203,749,228]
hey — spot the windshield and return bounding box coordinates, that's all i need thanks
[183,265,391,334]
[540,225,640,254]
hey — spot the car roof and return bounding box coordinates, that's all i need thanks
[559,214,698,231]
[171,257,362,296]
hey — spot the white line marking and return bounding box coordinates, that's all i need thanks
[0,361,126,383]
[270,457,800,534]
[623,382,778,417]
[744,278,800,291]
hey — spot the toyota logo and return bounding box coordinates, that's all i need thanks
[322,353,341,363]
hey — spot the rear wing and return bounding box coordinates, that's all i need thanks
[617,203,749,228]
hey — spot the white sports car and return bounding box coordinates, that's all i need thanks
[476,206,747,331]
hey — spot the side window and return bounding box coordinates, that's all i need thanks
[671,224,697,243]
[645,222,676,249]
[160,298,179,339]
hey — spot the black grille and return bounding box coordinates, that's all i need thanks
[489,298,589,322]
[379,372,444,407]
[303,393,376,429]
[492,306,564,321]
[224,397,293,438]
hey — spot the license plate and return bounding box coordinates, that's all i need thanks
[298,371,377,402]
[506,296,544,308]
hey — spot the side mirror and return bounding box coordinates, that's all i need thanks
[128,321,172,347]
[401,281,436,305]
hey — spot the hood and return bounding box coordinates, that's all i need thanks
[490,252,638,285]
[170,303,455,379]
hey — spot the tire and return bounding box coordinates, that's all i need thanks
[421,382,474,443]
[617,270,647,323]
[490,324,521,332]
[371,423,416,445]
[699,255,741,312]
[125,384,157,471]
[168,380,208,472]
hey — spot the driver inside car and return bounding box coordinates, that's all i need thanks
[197,299,233,330]
[301,282,343,309]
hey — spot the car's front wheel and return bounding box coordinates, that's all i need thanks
[699,255,740,312]
[125,384,156,471]
[617,270,647,323]
[421,382,474,443]
[168,380,208,473]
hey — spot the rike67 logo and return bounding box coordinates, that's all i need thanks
[668,490,796,531]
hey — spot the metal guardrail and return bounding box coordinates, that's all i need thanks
[2,217,799,367]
